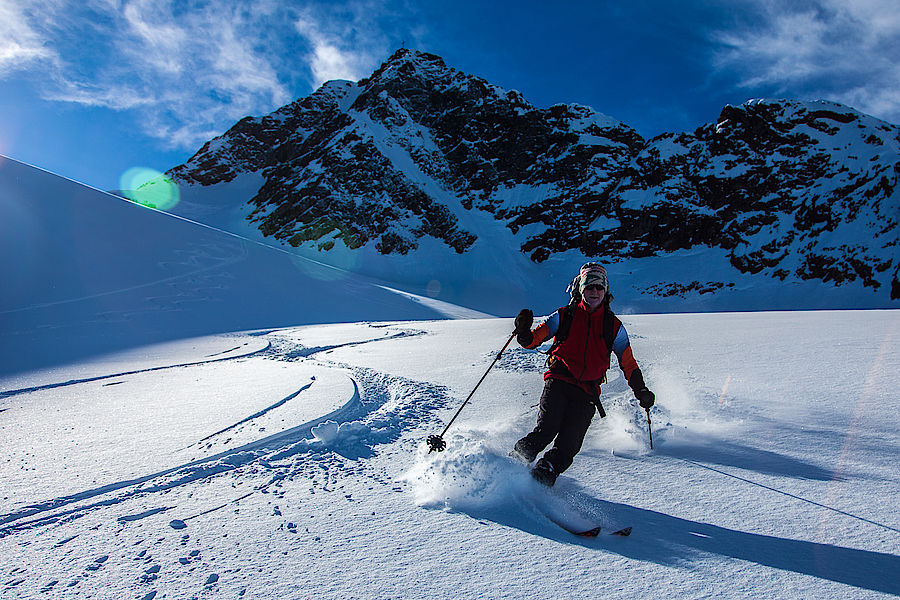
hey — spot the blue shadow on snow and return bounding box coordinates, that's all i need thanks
[466,484,900,597]
[658,440,842,481]
[601,497,900,596]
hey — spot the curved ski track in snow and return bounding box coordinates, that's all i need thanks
[0,246,249,316]
[0,326,453,538]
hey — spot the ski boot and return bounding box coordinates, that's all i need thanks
[531,458,558,487]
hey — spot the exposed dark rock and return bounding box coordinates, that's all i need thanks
[167,49,899,302]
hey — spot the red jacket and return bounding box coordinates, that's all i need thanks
[524,302,641,397]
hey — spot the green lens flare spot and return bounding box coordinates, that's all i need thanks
[120,167,180,211]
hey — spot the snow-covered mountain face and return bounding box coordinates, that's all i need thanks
[166,48,899,312]
[170,50,641,256]
[617,100,900,297]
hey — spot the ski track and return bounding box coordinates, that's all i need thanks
[2,325,457,598]
[0,340,272,402]
[258,327,425,362]
[193,377,317,445]
[0,325,453,550]
[0,241,249,317]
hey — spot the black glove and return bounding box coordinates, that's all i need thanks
[514,309,534,346]
[514,309,533,333]
[635,387,655,409]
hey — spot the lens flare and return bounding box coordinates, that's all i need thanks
[119,167,180,211]
[718,374,732,409]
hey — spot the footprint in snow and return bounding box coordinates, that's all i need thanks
[141,565,160,583]
[178,549,201,566]
[134,549,154,563]
[85,556,109,572]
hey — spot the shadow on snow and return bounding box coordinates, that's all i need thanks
[462,481,900,597]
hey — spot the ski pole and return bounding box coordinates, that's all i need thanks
[427,331,516,453]
[645,407,653,450]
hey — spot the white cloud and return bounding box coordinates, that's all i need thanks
[121,0,189,76]
[0,0,59,75]
[0,0,417,150]
[712,0,900,123]
[1,0,297,150]
[294,2,390,89]
[44,79,154,111]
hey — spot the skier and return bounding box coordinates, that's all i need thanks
[511,263,655,486]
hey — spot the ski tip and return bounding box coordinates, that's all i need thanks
[612,526,632,537]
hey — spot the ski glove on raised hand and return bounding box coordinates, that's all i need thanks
[515,309,534,347]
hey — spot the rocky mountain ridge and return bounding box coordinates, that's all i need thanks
[167,48,899,304]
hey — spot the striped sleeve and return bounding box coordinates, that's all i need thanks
[612,323,640,382]
[523,310,560,350]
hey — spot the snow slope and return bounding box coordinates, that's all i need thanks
[0,157,485,378]
[1,312,898,599]
[1,152,898,599]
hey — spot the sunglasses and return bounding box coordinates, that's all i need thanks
[583,285,606,292]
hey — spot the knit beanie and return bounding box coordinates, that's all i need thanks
[577,263,609,296]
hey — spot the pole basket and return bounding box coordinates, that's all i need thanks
[426,434,446,453]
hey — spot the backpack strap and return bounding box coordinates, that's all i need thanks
[546,303,617,359]
[548,303,576,352]
[542,304,575,364]
[555,303,616,348]
[602,306,618,352]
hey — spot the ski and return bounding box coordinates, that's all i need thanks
[571,525,631,537]
[545,514,632,537]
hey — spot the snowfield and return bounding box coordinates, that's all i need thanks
[2,312,898,599]
[1,156,898,598]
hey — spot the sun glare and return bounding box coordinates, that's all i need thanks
[119,167,180,211]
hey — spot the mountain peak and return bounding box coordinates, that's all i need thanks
[362,47,458,90]
[385,47,448,68]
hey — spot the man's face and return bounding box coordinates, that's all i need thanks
[582,284,606,309]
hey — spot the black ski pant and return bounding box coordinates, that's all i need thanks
[514,378,597,474]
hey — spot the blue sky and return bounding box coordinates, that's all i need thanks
[1,0,898,191]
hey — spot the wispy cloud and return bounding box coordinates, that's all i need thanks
[0,0,60,76]
[0,0,416,149]
[712,0,900,123]
[0,0,310,149]
[294,1,393,89]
